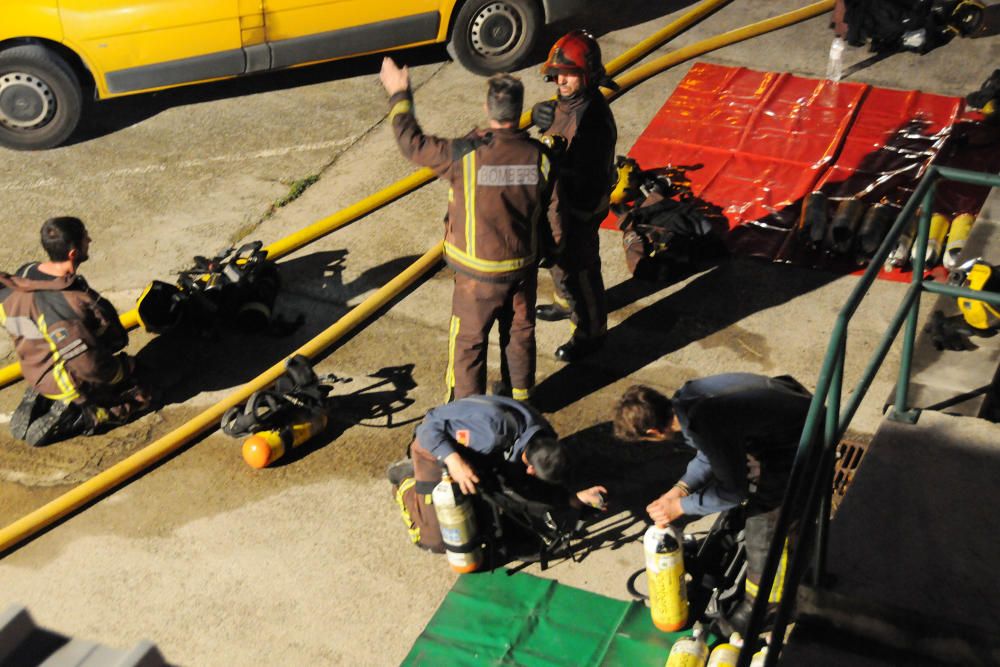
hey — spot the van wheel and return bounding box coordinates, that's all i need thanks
[0,45,83,151]
[450,0,542,75]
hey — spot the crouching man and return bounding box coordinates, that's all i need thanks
[613,373,812,634]
[388,395,605,554]
[1,217,154,446]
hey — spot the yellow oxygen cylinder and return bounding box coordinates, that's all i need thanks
[611,157,640,206]
[943,213,975,270]
[432,472,482,574]
[665,623,708,667]
[707,633,743,667]
[915,213,950,266]
[645,523,689,632]
[242,412,327,469]
[749,646,768,667]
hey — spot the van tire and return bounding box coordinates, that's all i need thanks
[0,45,83,150]
[449,0,542,75]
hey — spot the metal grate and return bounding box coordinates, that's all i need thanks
[831,435,871,516]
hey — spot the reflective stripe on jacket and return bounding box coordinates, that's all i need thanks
[0,264,127,402]
[389,91,554,282]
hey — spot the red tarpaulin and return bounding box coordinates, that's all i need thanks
[604,62,1000,280]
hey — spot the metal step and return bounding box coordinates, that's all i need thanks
[781,410,1000,666]
[890,217,1000,420]
[0,605,167,667]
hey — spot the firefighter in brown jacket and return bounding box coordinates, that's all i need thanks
[380,57,555,401]
[0,217,152,446]
[531,30,618,363]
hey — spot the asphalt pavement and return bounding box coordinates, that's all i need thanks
[0,2,997,664]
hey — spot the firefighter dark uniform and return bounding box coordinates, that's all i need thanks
[392,395,556,553]
[670,373,812,619]
[0,263,151,445]
[536,31,618,361]
[387,89,554,401]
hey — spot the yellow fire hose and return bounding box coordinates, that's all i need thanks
[0,0,833,554]
[609,0,835,99]
[0,244,443,553]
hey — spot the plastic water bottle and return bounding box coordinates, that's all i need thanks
[826,37,845,82]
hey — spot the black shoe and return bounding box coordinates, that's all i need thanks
[10,389,50,441]
[717,597,776,637]
[536,303,571,322]
[490,381,512,398]
[555,336,605,363]
[24,401,89,447]
[386,458,415,486]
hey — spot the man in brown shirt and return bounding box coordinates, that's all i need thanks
[1,217,152,445]
[380,58,555,401]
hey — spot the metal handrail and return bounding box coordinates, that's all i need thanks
[737,165,1000,667]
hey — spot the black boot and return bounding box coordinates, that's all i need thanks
[718,596,777,637]
[24,401,92,447]
[554,336,605,363]
[10,389,51,442]
[536,303,571,322]
[385,458,415,486]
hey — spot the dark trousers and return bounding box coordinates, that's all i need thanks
[446,272,537,401]
[548,214,607,341]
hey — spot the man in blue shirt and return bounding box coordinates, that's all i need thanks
[612,373,812,632]
[389,395,605,553]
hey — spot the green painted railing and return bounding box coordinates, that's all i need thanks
[739,166,1000,667]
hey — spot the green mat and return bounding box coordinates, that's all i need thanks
[403,570,695,666]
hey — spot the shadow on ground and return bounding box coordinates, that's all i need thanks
[134,251,423,406]
[533,258,840,413]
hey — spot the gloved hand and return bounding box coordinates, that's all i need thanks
[531,100,556,132]
[925,310,977,351]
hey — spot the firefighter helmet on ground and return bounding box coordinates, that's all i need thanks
[541,30,605,89]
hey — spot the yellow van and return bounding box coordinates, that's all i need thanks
[0,0,584,150]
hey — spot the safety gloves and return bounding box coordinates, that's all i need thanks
[531,100,556,132]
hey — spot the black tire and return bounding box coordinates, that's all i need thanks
[449,0,542,76]
[0,45,83,151]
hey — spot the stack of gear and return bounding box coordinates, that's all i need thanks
[798,192,977,273]
[925,258,1000,350]
[953,258,1000,331]
[967,68,1000,121]
[220,355,332,468]
[800,193,897,265]
[840,0,984,53]
[136,241,280,334]
[611,158,728,281]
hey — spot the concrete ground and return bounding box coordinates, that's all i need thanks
[0,1,997,664]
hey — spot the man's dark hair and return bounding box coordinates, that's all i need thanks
[486,74,524,124]
[524,436,568,484]
[40,217,87,261]
[613,385,674,441]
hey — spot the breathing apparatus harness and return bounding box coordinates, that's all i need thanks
[611,157,727,274]
[220,354,334,439]
[925,258,1000,351]
[136,241,281,334]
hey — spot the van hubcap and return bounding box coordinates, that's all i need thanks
[0,72,55,129]
[470,3,523,56]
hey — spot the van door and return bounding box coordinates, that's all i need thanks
[59,0,258,95]
[262,0,441,70]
